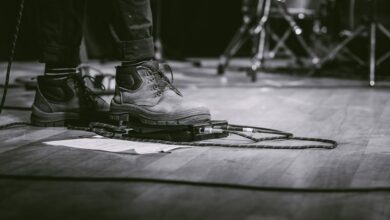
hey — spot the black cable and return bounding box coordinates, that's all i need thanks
[0,0,25,114]
[114,135,337,150]
[0,123,350,193]
[0,174,389,193]
[1,121,337,149]
[1,106,31,111]
[0,122,31,130]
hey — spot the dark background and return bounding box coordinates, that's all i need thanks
[0,0,242,61]
[1,0,390,62]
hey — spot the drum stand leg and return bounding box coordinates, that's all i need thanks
[368,21,390,86]
[317,0,390,86]
[369,22,376,86]
[273,0,319,65]
[268,28,294,59]
[375,24,390,67]
[317,22,390,86]
[247,0,271,81]
[248,0,319,81]
[317,25,366,68]
[217,0,268,76]
[249,24,268,81]
[217,0,319,81]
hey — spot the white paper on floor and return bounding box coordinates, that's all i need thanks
[43,136,192,154]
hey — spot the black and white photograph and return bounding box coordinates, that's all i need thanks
[1,0,390,219]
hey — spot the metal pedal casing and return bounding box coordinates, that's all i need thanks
[122,120,229,142]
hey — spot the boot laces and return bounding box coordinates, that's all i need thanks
[69,73,105,107]
[147,63,182,97]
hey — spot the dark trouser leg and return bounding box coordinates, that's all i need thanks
[110,0,155,61]
[37,0,86,67]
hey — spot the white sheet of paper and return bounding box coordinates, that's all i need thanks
[43,136,192,154]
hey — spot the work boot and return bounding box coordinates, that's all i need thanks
[31,73,110,127]
[110,60,211,125]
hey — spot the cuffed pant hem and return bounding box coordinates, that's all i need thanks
[119,37,154,61]
[39,45,81,66]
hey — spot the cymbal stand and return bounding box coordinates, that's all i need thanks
[317,0,390,86]
[217,0,319,81]
[216,0,262,76]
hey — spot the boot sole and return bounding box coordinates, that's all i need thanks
[31,115,76,127]
[109,111,211,125]
[31,106,108,127]
[110,101,211,125]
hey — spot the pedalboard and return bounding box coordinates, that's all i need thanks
[123,120,229,142]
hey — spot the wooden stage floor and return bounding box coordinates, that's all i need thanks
[1,61,390,219]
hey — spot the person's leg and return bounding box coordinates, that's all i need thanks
[37,0,85,69]
[109,0,210,125]
[110,0,155,64]
[32,0,109,127]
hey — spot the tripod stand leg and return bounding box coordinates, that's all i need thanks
[249,28,267,82]
[247,0,272,82]
[269,29,293,58]
[295,33,319,65]
[369,22,376,86]
[377,52,390,66]
[342,48,366,66]
[376,23,390,66]
[378,24,390,39]
[275,0,319,65]
[317,26,366,68]
[274,0,301,36]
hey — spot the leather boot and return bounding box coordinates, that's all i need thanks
[110,61,210,125]
[31,73,109,126]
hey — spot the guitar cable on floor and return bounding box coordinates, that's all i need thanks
[0,121,338,150]
[1,174,390,193]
